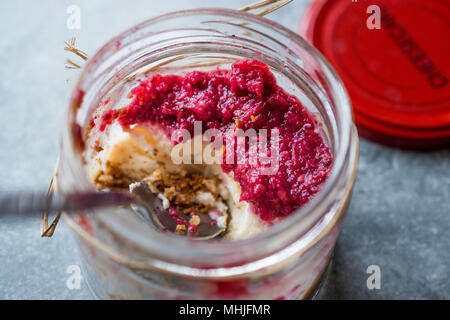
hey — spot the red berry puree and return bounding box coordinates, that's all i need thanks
[97,59,332,221]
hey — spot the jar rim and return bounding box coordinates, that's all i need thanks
[63,8,357,276]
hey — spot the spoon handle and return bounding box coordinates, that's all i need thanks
[0,191,133,215]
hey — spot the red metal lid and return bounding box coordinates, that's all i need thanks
[299,0,450,149]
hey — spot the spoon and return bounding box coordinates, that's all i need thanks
[129,180,227,240]
[0,183,227,240]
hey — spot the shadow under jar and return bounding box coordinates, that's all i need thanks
[57,9,359,300]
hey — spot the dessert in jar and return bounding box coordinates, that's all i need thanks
[87,58,332,239]
[57,9,359,299]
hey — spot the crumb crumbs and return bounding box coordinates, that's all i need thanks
[145,169,222,215]
[175,224,186,234]
[93,140,104,152]
[189,215,201,226]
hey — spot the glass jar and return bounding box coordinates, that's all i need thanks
[57,8,359,299]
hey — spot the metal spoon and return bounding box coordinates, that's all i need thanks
[0,191,133,214]
[0,184,227,240]
[129,180,227,240]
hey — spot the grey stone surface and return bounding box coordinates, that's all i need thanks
[0,0,448,299]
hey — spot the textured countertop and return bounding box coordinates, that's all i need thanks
[0,0,448,299]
